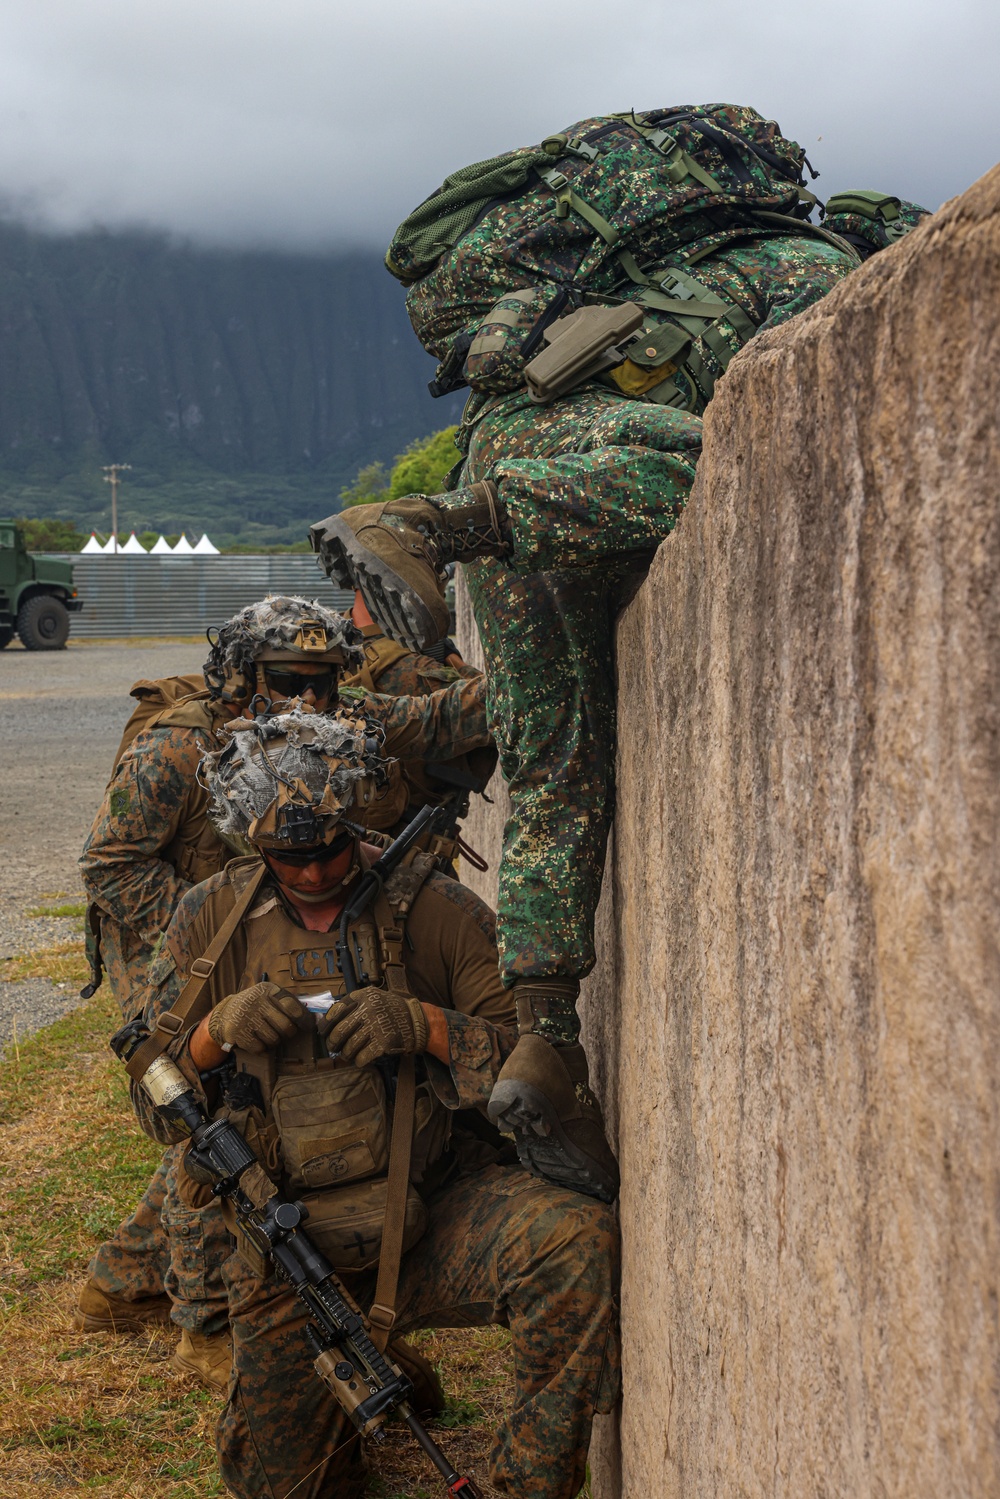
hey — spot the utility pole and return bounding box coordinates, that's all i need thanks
[102,464,132,553]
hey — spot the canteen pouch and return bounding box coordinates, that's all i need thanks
[298,1178,428,1273]
[269,1065,390,1193]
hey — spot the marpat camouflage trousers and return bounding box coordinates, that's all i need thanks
[87,1142,230,1335]
[218,1164,619,1499]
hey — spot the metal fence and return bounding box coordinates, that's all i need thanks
[48,555,354,637]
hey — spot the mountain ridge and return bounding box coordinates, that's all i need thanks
[0,222,462,544]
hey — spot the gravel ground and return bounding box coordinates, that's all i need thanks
[0,639,205,1050]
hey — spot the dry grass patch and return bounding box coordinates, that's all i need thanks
[1,941,88,986]
[0,991,518,1497]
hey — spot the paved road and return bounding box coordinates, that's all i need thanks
[0,640,204,1046]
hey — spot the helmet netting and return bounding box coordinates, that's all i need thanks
[202,709,387,844]
[203,594,364,698]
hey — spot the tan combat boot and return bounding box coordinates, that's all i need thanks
[74,1279,173,1334]
[488,1018,620,1205]
[310,482,511,652]
[171,1328,234,1396]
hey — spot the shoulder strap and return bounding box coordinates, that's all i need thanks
[123,863,268,1083]
[367,1054,416,1351]
[344,632,412,694]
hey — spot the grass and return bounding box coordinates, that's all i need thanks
[1,940,88,986]
[27,904,87,920]
[0,989,515,1497]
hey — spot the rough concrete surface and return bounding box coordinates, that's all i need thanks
[458,166,1000,1496]
[0,639,204,1047]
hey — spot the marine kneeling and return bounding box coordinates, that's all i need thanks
[126,707,619,1499]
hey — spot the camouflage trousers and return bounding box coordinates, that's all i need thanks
[87,1142,231,1335]
[454,234,856,993]
[219,1163,620,1499]
[459,385,700,994]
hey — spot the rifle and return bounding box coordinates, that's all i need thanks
[110,1027,483,1499]
[338,798,453,989]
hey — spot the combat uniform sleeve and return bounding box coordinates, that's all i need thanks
[352,674,491,762]
[403,874,517,1112]
[129,872,249,1144]
[80,725,212,947]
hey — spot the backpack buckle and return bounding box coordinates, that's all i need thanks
[656,270,695,301]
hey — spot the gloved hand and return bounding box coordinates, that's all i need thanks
[319,985,429,1068]
[207,981,303,1054]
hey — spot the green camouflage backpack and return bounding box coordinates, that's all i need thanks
[821,190,928,258]
[387,105,928,407]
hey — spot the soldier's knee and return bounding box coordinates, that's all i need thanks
[519,1188,619,1303]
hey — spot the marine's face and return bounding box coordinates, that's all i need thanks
[253,659,339,713]
[263,659,338,710]
[262,827,356,903]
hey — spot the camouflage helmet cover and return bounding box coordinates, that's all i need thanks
[201,708,387,849]
[203,594,364,701]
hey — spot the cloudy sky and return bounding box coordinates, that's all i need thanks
[0,0,994,252]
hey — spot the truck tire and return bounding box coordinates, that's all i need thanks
[17,594,70,650]
[0,626,13,649]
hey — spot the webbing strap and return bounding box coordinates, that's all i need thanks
[536,167,620,248]
[368,1053,416,1351]
[752,210,862,266]
[613,114,725,192]
[123,863,268,1083]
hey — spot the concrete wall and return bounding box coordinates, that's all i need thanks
[457,166,1000,1496]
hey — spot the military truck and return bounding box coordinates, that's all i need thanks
[0,519,82,650]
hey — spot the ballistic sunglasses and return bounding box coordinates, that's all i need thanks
[263,665,338,700]
[263,827,355,867]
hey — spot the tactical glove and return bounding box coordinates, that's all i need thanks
[319,985,429,1068]
[207,981,303,1054]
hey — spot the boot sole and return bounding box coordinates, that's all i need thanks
[73,1304,174,1335]
[171,1347,232,1395]
[488,1079,619,1205]
[311,515,440,654]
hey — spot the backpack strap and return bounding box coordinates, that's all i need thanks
[122,863,268,1084]
[344,631,413,694]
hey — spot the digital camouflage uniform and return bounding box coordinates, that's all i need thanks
[455,233,856,992]
[80,670,492,1336]
[134,851,619,1499]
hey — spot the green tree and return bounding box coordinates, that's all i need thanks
[15,516,87,552]
[388,427,460,499]
[339,461,390,508]
[337,429,460,513]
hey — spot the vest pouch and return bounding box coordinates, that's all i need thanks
[270,1065,389,1193]
[298,1178,428,1273]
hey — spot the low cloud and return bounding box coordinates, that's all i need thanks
[0,0,993,250]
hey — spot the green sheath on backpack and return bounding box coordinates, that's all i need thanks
[386,103,929,410]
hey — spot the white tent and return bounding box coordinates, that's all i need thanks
[192,533,220,555]
[80,533,104,554]
[102,534,120,553]
[148,534,173,554]
[171,535,195,554]
[119,532,147,554]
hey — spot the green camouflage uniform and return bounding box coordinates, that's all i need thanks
[454,234,856,996]
[80,674,492,1337]
[133,862,619,1499]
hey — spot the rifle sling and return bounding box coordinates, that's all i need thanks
[367,1053,417,1351]
[124,863,268,1083]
